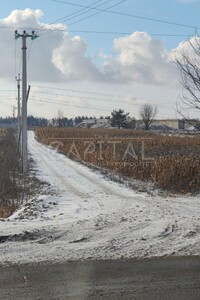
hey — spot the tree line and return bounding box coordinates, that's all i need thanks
[0,103,158,130]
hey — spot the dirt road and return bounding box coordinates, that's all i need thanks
[0,256,200,300]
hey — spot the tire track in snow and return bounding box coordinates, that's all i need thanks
[29,139,87,198]
[28,132,140,211]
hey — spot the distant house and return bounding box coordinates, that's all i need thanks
[151,119,186,130]
[77,118,111,128]
[154,119,200,130]
[76,119,97,128]
[135,119,200,131]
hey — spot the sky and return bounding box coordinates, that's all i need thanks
[0,0,200,119]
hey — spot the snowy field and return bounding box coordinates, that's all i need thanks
[0,131,200,265]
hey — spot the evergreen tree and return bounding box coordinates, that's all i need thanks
[111,109,129,129]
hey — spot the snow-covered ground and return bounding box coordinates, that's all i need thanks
[0,131,200,265]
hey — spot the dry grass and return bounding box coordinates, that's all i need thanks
[0,203,18,218]
[0,129,20,218]
[35,128,200,194]
[0,128,7,137]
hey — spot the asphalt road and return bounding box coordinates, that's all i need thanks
[0,256,200,300]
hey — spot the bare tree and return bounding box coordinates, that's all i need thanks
[140,103,158,130]
[176,36,200,128]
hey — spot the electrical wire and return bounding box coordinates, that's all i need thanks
[0,24,195,38]
[30,97,112,112]
[39,0,128,37]
[30,90,177,109]
[52,0,113,25]
[27,40,33,64]
[32,90,122,102]
[31,85,178,105]
[30,98,176,120]
[32,84,130,98]
[15,38,22,75]
[66,30,194,37]
[51,0,103,25]
[30,26,196,39]
[49,0,200,30]
[14,39,17,78]
[65,0,128,27]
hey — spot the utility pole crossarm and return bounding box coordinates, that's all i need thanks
[15,30,39,40]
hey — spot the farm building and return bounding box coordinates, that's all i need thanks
[151,119,186,130]
[151,119,200,130]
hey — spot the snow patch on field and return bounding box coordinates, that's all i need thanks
[0,131,200,265]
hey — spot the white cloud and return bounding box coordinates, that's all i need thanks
[0,9,179,87]
[52,34,103,81]
[171,36,200,62]
[52,31,179,87]
[104,32,178,86]
[3,9,43,26]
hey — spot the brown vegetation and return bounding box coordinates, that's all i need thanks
[0,129,20,217]
[36,128,200,194]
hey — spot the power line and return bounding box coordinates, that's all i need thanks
[0,23,194,38]
[64,0,129,27]
[30,97,112,112]
[31,85,178,105]
[37,26,195,38]
[0,16,195,39]
[32,90,122,102]
[51,0,103,24]
[15,39,17,77]
[30,91,177,109]
[32,84,129,98]
[30,97,177,119]
[49,0,200,30]
[67,30,193,37]
[53,0,114,24]
[27,39,33,63]
[14,38,23,76]
[40,0,128,36]
[0,14,198,33]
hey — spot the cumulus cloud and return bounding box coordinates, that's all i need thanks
[53,30,178,86]
[170,36,200,64]
[0,9,180,86]
[3,9,43,27]
[52,34,103,81]
[104,32,178,86]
